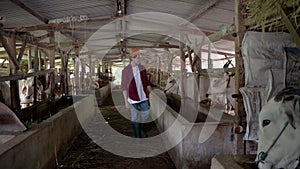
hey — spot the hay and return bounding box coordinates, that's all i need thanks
[243,0,300,32]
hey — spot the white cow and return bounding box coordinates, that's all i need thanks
[20,77,45,108]
[164,73,235,115]
[164,74,200,100]
[164,76,178,94]
[0,102,26,133]
[0,81,11,107]
[256,88,300,169]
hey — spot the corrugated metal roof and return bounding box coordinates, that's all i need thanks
[193,0,234,32]
[22,0,115,20]
[127,0,205,18]
[0,0,44,28]
[0,0,235,62]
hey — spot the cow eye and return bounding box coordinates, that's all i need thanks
[262,120,271,127]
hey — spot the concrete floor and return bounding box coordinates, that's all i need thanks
[57,90,176,169]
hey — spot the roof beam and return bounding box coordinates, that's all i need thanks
[0,29,20,69]
[1,30,53,50]
[207,24,235,43]
[87,44,179,49]
[0,68,55,82]
[10,0,48,24]
[13,16,113,32]
[17,40,26,62]
[186,0,219,23]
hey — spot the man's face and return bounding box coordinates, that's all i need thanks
[131,54,140,65]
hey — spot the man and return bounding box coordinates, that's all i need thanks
[121,48,152,138]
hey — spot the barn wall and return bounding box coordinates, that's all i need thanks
[150,93,234,169]
[0,95,96,169]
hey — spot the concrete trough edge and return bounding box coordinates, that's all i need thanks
[0,95,96,169]
[149,93,234,169]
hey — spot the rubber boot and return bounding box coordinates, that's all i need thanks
[140,123,148,138]
[132,122,141,138]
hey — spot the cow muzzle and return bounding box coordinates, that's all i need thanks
[257,121,290,166]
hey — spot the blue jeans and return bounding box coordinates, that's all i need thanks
[130,100,150,123]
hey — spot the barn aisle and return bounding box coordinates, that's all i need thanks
[57,90,176,169]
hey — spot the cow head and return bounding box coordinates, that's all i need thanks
[256,88,300,169]
[20,78,44,105]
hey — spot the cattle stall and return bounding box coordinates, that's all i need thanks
[149,91,234,168]
[1,0,300,168]
[0,95,96,169]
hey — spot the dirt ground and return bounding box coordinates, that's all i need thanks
[57,93,176,169]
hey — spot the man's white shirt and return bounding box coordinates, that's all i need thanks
[128,65,148,104]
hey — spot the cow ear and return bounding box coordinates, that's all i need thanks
[281,95,300,129]
[285,111,296,129]
[293,98,300,113]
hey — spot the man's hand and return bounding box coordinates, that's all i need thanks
[125,101,130,109]
[147,85,153,93]
[122,90,130,109]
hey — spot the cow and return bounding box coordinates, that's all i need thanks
[164,75,178,94]
[20,77,46,108]
[256,87,300,169]
[0,102,26,134]
[0,81,11,108]
[164,73,235,116]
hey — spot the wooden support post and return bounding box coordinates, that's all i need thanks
[157,54,161,86]
[65,55,69,95]
[74,45,80,94]
[109,62,112,78]
[207,44,213,69]
[194,48,202,101]
[234,0,246,154]
[17,41,27,62]
[75,59,80,94]
[89,55,93,80]
[0,28,20,70]
[187,46,199,108]
[87,55,94,81]
[96,62,100,76]
[41,49,48,70]
[40,49,49,89]
[33,45,39,104]
[28,46,32,70]
[48,30,56,100]
[60,52,67,95]
[6,34,21,112]
[38,50,42,71]
[168,52,174,75]
[81,61,86,91]
[180,36,186,105]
